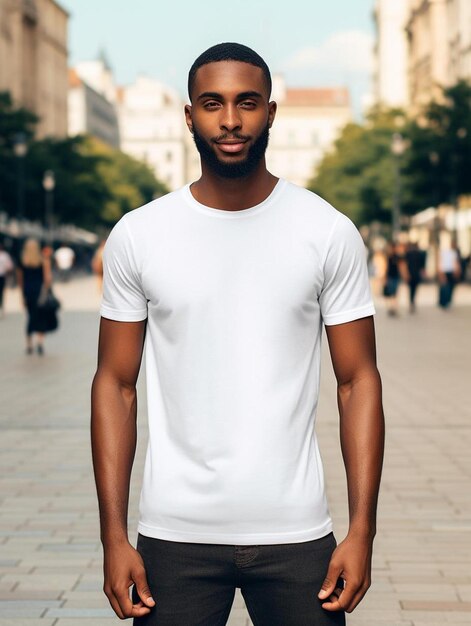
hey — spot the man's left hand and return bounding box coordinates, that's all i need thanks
[317,533,373,613]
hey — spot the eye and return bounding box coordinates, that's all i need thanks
[203,101,220,109]
[240,101,256,109]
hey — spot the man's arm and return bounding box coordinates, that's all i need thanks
[91,317,155,620]
[318,315,385,613]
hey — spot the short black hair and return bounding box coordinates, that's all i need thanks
[188,42,272,101]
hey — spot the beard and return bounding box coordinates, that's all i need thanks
[192,123,270,179]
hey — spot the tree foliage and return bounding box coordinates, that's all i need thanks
[309,80,471,227]
[309,108,406,224]
[0,92,38,215]
[84,136,168,223]
[403,81,471,211]
[0,91,168,230]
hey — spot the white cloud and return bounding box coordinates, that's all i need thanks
[282,30,374,75]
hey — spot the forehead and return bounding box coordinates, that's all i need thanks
[192,61,268,99]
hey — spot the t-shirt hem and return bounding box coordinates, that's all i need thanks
[322,302,376,326]
[136,520,333,545]
[100,306,148,322]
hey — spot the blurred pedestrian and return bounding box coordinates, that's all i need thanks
[383,241,408,316]
[0,241,14,318]
[54,243,75,282]
[405,241,426,313]
[0,241,14,317]
[91,239,106,291]
[16,238,52,355]
[438,240,461,309]
[370,240,388,298]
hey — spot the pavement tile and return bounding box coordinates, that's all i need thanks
[61,597,109,609]
[0,600,62,610]
[411,623,458,626]
[0,616,55,626]
[51,614,117,626]
[401,600,471,612]
[0,590,61,600]
[0,581,16,592]
[44,607,115,617]
[401,610,467,622]
[456,585,471,602]
[349,621,412,626]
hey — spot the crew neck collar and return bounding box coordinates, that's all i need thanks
[183,178,286,219]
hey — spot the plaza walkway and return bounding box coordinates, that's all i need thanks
[0,276,470,625]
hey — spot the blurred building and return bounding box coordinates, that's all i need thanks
[0,0,69,138]
[373,1,471,112]
[68,54,120,149]
[117,76,196,191]
[446,0,471,85]
[372,0,410,107]
[266,76,352,187]
[406,0,471,109]
[68,69,120,149]
[406,0,450,108]
[74,51,118,105]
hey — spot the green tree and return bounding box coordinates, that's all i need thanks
[404,80,471,212]
[309,107,410,225]
[309,81,471,228]
[84,137,168,223]
[0,91,38,216]
[22,135,111,229]
[0,92,169,230]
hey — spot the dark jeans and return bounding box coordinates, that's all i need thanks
[438,272,456,308]
[132,532,345,626]
[408,278,421,306]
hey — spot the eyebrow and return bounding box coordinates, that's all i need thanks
[197,90,264,101]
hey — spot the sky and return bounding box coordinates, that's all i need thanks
[61,0,376,117]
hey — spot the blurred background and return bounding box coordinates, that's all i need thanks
[0,1,470,625]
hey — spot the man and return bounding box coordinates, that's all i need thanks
[438,240,462,309]
[91,43,384,625]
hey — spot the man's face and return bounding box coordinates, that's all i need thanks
[185,61,276,179]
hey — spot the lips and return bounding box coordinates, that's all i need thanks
[215,139,248,153]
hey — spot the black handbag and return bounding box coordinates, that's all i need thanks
[37,287,61,332]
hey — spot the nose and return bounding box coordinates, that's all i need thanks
[220,104,242,132]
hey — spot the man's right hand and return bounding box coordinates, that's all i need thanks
[103,540,155,620]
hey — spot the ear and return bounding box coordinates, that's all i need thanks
[268,100,277,129]
[184,104,193,134]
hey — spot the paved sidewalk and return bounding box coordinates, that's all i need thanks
[0,277,470,625]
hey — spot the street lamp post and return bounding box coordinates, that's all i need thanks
[391,132,407,241]
[13,132,28,222]
[42,170,55,245]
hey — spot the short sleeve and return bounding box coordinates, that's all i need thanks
[319,213,375,326]
[100,217,148,322]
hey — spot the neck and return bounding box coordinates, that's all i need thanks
[191,160,279,211]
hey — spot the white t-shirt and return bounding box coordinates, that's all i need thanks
[101,179,376,545]
[439,248,459,273]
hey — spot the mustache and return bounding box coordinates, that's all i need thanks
[212,133,251,142]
